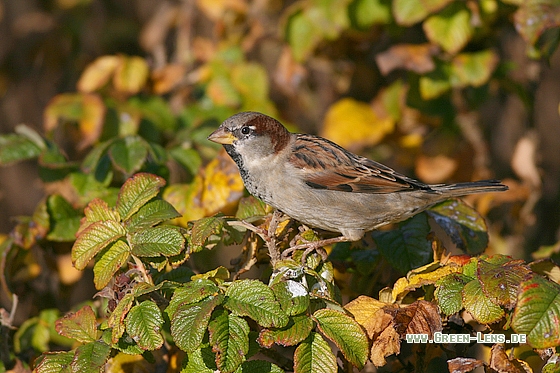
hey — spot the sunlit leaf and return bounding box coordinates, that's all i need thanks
[349,0,391,28]
[166,279,220,318]
[462,277,504,324]
[450,50,498,88]
[423,3,473,54]
[77,55,120,93]
[116,173,166,221]
[125,301,164,350]
[271,280,310,316]
[72,220,126,270]
[93,240,130,289]
[393,0,452,26]
[512,274,560,348]
[293,332,336,373]
[322,98,394,150]
[113,55,149,95]
[34,351,74,373]
[435,273,472,315]
[258,314,314,348]
[285,9,322,62]
[224,279,289,328]
[209,309,250,373]
[125,199,181,232]
[129,225,185,257]
[314,309,369,369]
[55,305,97,343]
[477,258,530,309]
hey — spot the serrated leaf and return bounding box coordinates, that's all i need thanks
[46,194,81,242]
[271,280,310,316]
[427,199,489,254]
[93,240,131,289]
[344,295,390,338]
[477,259,530,309]
[34,351,74,373]
[72,220,127,270]
[125,199,181,232]
[191,216,226,250]
[166,279,220,319]
[258,314,314,348]
[124,301,164,351]
[435,273,472,315]
[108,293,135,343]
[423,3,473,54]
[109,136,148,175]
[209,310,250,373]
[55,305,97,343]
[130,226,184,257]
[235,196,267,221]
[374,213,433,273]
[116,173,166,221]
[181,345,216,373]
[314,309,368,369]
[171,295,224,352]
[0,132,42,165]
[462,278,504,324]
[293,332,337,373]
[70,341,111,373]
[234,360,284,373]
[224,280,289,328]
[82,198,120,225]
[512,274,560,348]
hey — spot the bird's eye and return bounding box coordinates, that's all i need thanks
[241,126,251,135]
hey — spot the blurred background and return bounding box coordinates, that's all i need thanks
[0,0,559,259]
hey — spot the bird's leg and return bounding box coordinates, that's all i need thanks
[265,210,284,263]
[282,235,351,261]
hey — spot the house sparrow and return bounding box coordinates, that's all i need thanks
[208,112,508,242]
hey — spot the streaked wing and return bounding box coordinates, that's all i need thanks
[289,134,433,193]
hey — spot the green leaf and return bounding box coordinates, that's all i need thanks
[393,0,451,26]
[82,198,120,225]
[435,273,471,316]
[166,279,220,319]
[293,332,337,373]
[234,360,284,373]
[125,301,164,351]
[512,274,560,348]
[116,173,166,221]
[169,146,202,177]
[349,0,391,28]
[285,9,322,62]
[108,293,135,343]
[0,132,42,165]
[235,196,267,221]
[258,314,314,348]
[423,3,473,54]
[191,216,226,250]
[171,295,224,352]
[130,226,185,257]
[55,306,97,343]
[462,278,504,324]
[125,199,181,232]
[34,351,74,373]
[209,310,250,373]
[181,345,216,373]
[271,280,310,316]
[46,194,81,242]
[313,309,368,369]
[427,199,489,254]
[450,50,498,88]
[109,136,148,175]
[93,240,131,289]
[224,279,289,328]
[72,220,126,270]
[477,258,530,309]
[70,341,111,373]
[374,213,433,273]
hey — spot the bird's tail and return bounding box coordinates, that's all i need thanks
[431,179,508,197]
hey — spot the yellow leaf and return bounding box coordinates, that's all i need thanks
[391,264,461,301]
[113,56,150,95]
[77,55,120,93]
[322,98,394,150]
[163,177,206,227]
[345,295,395,337]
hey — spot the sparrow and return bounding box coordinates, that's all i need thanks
[208,112,508,242]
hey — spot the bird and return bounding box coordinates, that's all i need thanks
[208,111,508,243]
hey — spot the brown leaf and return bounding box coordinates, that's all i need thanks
[375,43,438,75]
[370,324,400,367]
[393,300,443,338]
[447,357,484,373]
[152,64,186,94]
[489,344,533,373]
[345,296,396,338]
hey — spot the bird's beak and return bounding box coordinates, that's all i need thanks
[208,127,237,145]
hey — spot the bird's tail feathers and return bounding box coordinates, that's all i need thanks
[431,179,508,197]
